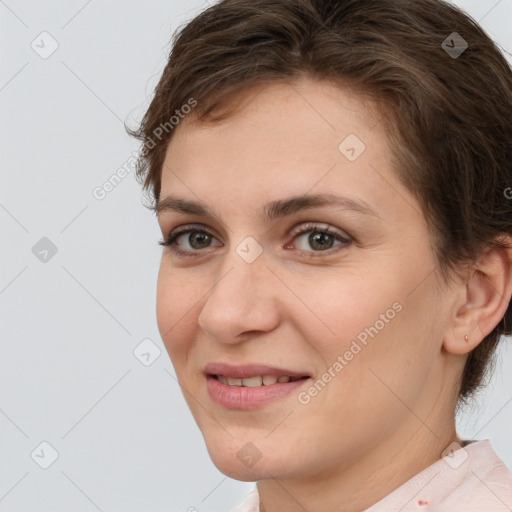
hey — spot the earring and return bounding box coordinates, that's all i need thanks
[464,335,469,343]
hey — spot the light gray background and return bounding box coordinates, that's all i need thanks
[1,1,511,511]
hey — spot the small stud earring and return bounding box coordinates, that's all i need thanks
[464,335,469,343]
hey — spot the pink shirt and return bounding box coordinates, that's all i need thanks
[231,440,512,511]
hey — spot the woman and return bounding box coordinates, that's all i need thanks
[126,0,512,510]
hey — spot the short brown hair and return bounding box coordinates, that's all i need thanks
[126,0,512,404]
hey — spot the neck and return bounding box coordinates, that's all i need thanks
[256,416,461,512]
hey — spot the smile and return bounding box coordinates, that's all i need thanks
[206,373,310,409]
[214,375,306,387]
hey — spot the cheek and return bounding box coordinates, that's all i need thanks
[155,265,173,342]
[303,271,437,399]
[155,264,197,361]
[295,272,401,358]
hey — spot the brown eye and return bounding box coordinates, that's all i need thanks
[290,223,352,255]
[159,224,221,256]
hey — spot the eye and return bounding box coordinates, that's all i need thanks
[158,222,352,257]
[287,222,352,256]
[158,223,221,257]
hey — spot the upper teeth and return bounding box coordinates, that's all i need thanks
[217,375,299,386]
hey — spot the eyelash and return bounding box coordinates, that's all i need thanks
[158,222,352,258]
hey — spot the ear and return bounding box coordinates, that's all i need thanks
[443,238,512,356]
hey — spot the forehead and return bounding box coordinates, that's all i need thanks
[158,79,406,222]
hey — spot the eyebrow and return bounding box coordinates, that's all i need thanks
[153,193,380,221]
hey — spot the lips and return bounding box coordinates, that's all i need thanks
[204,362,311,409]
[204,362,310,380]
[216,375,304,387]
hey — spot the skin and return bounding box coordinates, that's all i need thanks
[155,78,512,512]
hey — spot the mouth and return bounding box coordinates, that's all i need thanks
[204,363,312,409]
[210,374,309,387]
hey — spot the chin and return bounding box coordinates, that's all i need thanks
[203,434,296,481]
[214,461,265,482]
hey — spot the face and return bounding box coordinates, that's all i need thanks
[155,79,460,482]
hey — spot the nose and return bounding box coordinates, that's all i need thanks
[197,243,281,344]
